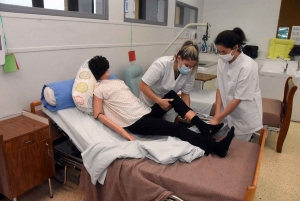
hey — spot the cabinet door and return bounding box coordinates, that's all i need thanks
[6,138,55,197]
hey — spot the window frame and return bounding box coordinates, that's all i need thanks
[0,0,109,20]
[174,1,198,28]
[124,0,168,26]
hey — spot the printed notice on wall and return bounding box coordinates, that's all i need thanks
[291,26,300,45]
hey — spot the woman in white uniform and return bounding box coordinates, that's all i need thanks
[210,28,263,141]
[139,40,199,121]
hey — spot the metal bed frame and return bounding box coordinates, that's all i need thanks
[53,138,83,184]
[43,114,83,185]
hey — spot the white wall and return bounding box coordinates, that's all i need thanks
[0,0,204,118]
[203,0,281,58]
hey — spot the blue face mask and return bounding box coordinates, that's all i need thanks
[178,65,191,75]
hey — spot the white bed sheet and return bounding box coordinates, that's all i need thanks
[42,107,170,152]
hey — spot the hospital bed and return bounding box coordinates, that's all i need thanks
[29,22,266,200]
[30,100,266,201]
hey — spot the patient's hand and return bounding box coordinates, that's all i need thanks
[121,130,135,141]
[127,134,135,141]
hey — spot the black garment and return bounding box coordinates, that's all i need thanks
[126,90,216,154]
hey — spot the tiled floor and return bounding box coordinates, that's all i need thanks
[254,122,300,201]
[1,122,300,201]
[2,168,85,201]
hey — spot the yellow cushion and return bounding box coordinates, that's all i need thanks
[267,38,294,60]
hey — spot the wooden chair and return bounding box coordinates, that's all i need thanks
[262,76,298,152]
[210,76,297,153]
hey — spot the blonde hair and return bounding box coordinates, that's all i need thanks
[174,40,199,72]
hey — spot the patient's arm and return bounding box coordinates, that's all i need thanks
[93,95,135,141]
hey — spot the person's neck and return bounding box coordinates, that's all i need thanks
[173,60,178,72]
[229,51,241,64]
[173,61,180,79]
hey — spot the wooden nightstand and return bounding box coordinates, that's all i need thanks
[0,111,55,201]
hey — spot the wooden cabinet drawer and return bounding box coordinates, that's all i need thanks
[35,127,50,142]
[5,128,49,153]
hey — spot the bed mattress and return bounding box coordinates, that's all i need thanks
[42,107,170,152]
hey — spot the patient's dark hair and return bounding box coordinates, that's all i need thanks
[88,55,109,80]
[214,27,247,51]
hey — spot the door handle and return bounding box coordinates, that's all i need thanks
[23,139,35,144]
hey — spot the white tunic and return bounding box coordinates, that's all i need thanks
[140,56,196,107]
[93,80,151,127]
[216,53,263,135]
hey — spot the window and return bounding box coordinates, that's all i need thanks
[125,0,129,13]
[0,0,32,7]
[124,0,168,26]
[0,0,108,20]
[175,1,198,27]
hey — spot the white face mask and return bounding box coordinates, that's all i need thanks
[219,50,235,62]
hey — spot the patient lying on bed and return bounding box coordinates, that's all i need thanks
[89,55,235,158]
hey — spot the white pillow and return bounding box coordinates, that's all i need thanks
[44,87,56,106]
[72,59,97,115]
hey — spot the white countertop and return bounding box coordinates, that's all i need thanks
[198,53,300,78]
[197,56,262,75]
[259,60,300,79]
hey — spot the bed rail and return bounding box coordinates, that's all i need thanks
[30,101,42,114]
[244,128,266,201]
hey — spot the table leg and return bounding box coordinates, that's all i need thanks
[48,178,53,198]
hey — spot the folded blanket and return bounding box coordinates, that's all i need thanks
[82,136,205,185]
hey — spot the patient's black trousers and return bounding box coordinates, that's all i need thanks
[126,90,216,154]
